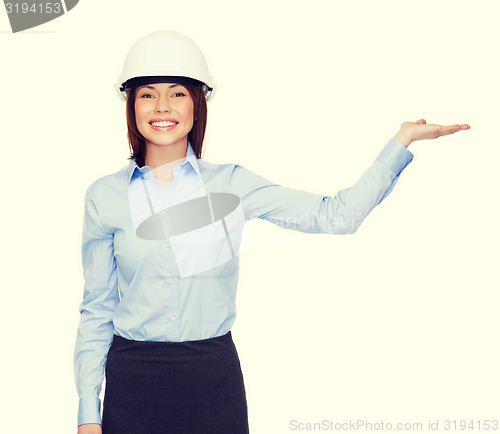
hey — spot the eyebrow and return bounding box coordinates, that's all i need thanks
[139,84,181,90]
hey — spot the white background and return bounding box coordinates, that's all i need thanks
[1,0,498,432]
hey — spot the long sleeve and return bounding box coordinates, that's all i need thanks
[230,138,413,234]
[73,186,120,427]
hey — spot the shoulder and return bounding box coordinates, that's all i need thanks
[197,158,276,191]
[197,159,247,181]
[85,162,130,197]
[197,159,242,172]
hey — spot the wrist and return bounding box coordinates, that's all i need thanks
[393,130,412,148]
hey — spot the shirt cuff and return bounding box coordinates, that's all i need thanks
[78,396,101,427]
[375,138,414,176]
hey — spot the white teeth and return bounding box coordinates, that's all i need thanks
[151,121,177,127]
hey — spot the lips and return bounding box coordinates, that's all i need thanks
[149,118,179,131]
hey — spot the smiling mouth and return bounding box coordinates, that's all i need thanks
[150,121,178,127]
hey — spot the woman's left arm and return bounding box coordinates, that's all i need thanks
[230,119,470,235]
[393,119,470,148]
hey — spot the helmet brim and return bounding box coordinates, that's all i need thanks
[120,75,212,95]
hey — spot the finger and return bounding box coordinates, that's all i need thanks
[415,119,427,124]
[451,124,471,131]
[442,124,471,136]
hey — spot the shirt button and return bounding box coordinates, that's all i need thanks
[170,316,175,321]
[169,279,174,284]
[166,242,171,248]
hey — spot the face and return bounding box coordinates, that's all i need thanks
[134,82,194,152]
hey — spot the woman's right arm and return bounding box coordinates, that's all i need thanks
[77,423,102,434]
[74,186,120,429]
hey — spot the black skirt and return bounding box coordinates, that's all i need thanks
[101,331,249,434]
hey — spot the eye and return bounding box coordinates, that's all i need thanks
[173,92,186,97]
[139,93,153,98]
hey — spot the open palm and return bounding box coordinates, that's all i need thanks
[394,119,470,147]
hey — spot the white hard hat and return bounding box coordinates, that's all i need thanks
[115,31,216,102]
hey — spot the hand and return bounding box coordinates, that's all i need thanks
[77,423,101,434]
[393,119,471,148]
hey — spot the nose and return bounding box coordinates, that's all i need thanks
[154,94,171,113]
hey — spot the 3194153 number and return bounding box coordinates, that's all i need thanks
[5,2,62,14]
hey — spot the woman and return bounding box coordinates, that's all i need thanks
[74,31,470,434]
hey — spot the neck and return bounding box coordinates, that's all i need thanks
[144,141,188,170]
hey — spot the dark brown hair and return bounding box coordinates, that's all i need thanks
[125,84,207,168]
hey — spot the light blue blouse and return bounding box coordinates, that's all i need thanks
[74,139,413,426]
